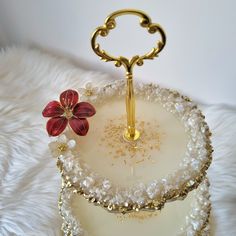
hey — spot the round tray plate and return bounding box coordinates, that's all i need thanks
[54,80,213,213]
[59,178,211,236]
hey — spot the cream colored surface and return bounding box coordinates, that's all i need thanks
[71,189,194,236]
[76,98,188,186]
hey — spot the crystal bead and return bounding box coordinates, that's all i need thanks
[81,176,95,189]
[58,134,67,143]
[64,157,74,172]
[136,197,145,205]
[102,179,111,190]
[146,182,159,199]
[67,139,76,149]
[175,103,185,112]
[112,194,124,204]
[188,117,197,127]
[72,176,79,184]
[186,228,195,236]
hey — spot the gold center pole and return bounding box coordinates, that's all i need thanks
[91,9,166,142]
[124,71,140,141]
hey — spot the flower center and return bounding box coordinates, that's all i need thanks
[63,108,73,119]
[58,143,68,153]
[85,89,93,96]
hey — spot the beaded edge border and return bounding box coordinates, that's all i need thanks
[56,80,213,214]
[58,179,211,236]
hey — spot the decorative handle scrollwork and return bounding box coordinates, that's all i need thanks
[91,9,166,73]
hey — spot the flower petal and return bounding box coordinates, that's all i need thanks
[60,89,79,109]
[73,102,96,118]
[69,117,89,136]
[46,117,68,136]
[57,134,67,143]
[42,101,64,117]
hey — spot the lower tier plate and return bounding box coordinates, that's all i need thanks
[59,178,211,236]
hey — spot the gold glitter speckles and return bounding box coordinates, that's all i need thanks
[99,115,164,166]
[58,143,68,152]
[116,211,160,222]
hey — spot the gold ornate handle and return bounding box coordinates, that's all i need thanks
[91,9,166,141]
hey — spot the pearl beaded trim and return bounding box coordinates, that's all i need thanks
[59,179,211,236]
[54,80,213,214]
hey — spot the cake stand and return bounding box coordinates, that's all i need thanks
[45,9,213,236]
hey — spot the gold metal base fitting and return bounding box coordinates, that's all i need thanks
[123,128,140,142]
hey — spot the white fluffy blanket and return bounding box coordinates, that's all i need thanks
[0,48,235,236]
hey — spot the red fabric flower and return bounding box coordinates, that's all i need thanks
[42,89,96,136]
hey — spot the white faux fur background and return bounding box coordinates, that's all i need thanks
[0,47,236,236]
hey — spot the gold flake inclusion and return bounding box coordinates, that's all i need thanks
[99,115,164,166]
[58,143,68,153]
[117,211,160,222]
[84,89,94,96]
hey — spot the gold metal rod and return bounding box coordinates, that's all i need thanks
[126,72,135,137]
[124,71,140,141]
